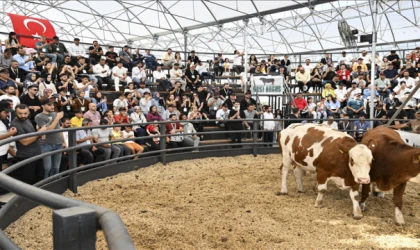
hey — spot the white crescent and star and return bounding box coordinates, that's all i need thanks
[23,19,46,40]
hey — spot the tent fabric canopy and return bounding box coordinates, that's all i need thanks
[1,0,420,54]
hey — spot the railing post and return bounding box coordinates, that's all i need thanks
[53,206,96,250]
[68,130,77,193]
[160,123,167,165]
[252,121,258,157]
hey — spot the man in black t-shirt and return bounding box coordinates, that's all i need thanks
[185,64,201,91]
[34,51,50,72]
[105,46,118,69]
[213,53,224,76]
[19,85,42,128]
[387,50,401,69]
[88,41,103,64]
[187,50,199,66]
[228,101,245,148]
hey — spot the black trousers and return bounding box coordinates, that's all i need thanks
[263,130,274,147]
[96,76,112,90]
[213,66,224,76]
[347,110,365,118]
[230,129,242,148]
[297,81,312,92]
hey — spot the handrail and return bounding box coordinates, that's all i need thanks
[0,118,412,249]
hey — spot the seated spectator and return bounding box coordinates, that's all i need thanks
[353,115,371,140]
[243,103,261,136]
[111,62,132,91]
[216,104,230,129]
[113,92,128,114]
[125,91,138,112]
[145,121,161,150]
[93,58,112,91]
[213,53,224,77]
[165,114,185,148]
[169,81,185,99]
[295,66,311,92]
[223,92,236,110]
[375,73,391,97]
[130,106,147,144]
[394,82,410,102]
[144,49,158,71]
[179,95,191,114]
[70,110,84,128]
[140,91,153,115]
[0,85,20,108]
[352,58,368,72]
[166,94,180,110]
[382,93,400,112]
[83,103,101,126]
[111,123,131,159]
[92,119,121,163]
[284,107,301,128]
[34,51,51,72]
[325,94,341,117]
[162,48,176,68]
[207,93,224,119]
[114,108,129,124]
[146,105,162,122]
[170,63,186,90]
[71,90,90,113]
[0,69,17,95]
[383,63,399,89]
[219,83,232,101]
[104,110,115,125]
[337,64,351,87]
[92,91,108,115]
[152,92,165,113]
[338,115,352,134]
[0,48,13,69]
[56,73,75,97]
[153,65,171,91]
[119,45,134,70]
[75,118,101,165]
[352,74,367,88]
[293,93,308,117]
[386,102,407,126]
[399,61,416,78]
[310,65,323,90]
[75,57,98,85]
[362,87,379,105]
[50,36,67,64]
[68,37,86,64]
[188,105,206,140]
[307,97,318,123]
[398,71,415,89]
[316,97,327,121]
[322,64,337,86]
[337,51,353,66]
[75,75,97,100]
[58,55,77,75]
[38,74,57,98]
[347,82,362,100]
[334,82,348,108]
[105,46,118,69]
[122,125,144,158]
[366,64,380,85]
[322,116,338,130]
[12,46,36,73]
[387,50,401,69]
[180,114,200,152]
[132,62,150,87]
[346,93,365,118]
[89,41,104,64]
[185,64,201,92]
[322,83,335,98]
[57,89,72,117]
[162,104,179,121]
[8,60,25,93]
[240,91,257,111]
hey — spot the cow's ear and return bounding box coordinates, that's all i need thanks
[366,139,378,152]
[336,142,351,154]
[412,152,420,164]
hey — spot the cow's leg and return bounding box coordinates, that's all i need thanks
[349,185,363,220]
[280,158,292,195]
[372,183,385,198]
[293,167,305,193]
[315,174,328,208]
[359,183,371,212]
[393,182,407,225]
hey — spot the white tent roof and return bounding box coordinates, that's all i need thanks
[1,0,420,54]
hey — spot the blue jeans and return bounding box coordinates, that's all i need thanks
[41,143,63,179]
[45,53,57,63]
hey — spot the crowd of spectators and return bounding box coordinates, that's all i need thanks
[1,32,420,191]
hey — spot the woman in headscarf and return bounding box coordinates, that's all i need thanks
[152,91,166,115]
[23,73,41,95]
[38,74,57,98]
[322,83,336,98]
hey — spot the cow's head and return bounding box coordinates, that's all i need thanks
[338,143,372,184]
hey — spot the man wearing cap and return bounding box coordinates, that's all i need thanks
[35,99,65,178]
[0,100,17,167]
[352,58,368,72]
[346,82,362,100]
[153,65,171,91]
[83,103,101,126]
[50,36,68,64]
[387,50,401,69]
[68,38,86,64]
[144,49,158,71]
[162,48,176,68]
[240,91,256,111]
[0,68,15,95]
[359,50,371,70]
[112,61,132,91]
[337,51,353,66]
[213,53,224,77]
[119,45,133,71]
[0,48,12,69]
[88,41,103,64]
[132,62,150,87]
[346,93,365,118]
[223,92,237,110]
[169,63,186,90]
[35,35,57,64]
[93,58,112,90]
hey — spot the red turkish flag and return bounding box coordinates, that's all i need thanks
[7,13,56,48]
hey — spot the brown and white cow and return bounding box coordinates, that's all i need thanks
[278,123,373,219]
[360,127,420,225]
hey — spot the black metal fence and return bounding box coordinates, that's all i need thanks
[0,118,408,249]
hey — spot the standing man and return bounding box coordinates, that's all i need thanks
[35,99,65,178]
[228,101,245,148]
[213,53,224,77]
[119,45,133,71]
[19,84,42,128]
[262,105,275,147]
[0,100,17,167]
[11,104,47,184]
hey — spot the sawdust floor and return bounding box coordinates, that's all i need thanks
[5,154,420,250]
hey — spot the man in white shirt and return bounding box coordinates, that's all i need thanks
[215,105,230,128]
[360,50,371,68]
[162,48,176,68]
[169,63,186,90]
[347,82,362,100]
[398,71,415,89]
[75,75,96,100]
[111,61,132,91]
[337,51,353,66]
[262,105,275,147]
[334,82,348,107]
[153,65,171,91]
[232,49,245,75]
[132,61,150,87]
[93,58,112,90]
[0,85,20,108]
[295,66,311,92]
[137,82,151,97]
[0,100,17,167]
[68,38,86,64]
[302,59,314,73]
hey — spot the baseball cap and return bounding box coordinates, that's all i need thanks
[74,38,80,41]
[400,80,406,84]
[27,84,38,89]
[40,98,56,105]
[358,58,363,60]
[0,100,14,112]
[143,91,150,95]
[124,45,129,48]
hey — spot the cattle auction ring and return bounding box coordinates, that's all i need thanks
[6,155,420,249]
